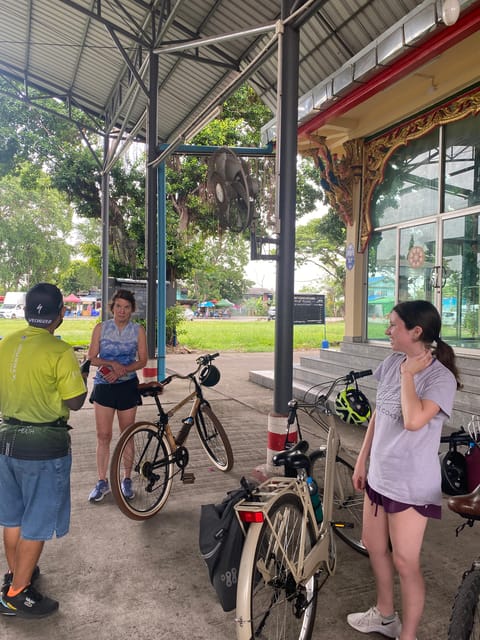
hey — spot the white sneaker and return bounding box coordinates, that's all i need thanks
[347,605,402,638]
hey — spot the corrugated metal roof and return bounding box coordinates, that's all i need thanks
[0,0,473,163]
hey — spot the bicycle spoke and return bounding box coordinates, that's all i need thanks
[110,422,174,520]
[241,494,318,640]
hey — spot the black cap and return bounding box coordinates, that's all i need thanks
[25,283,64,327]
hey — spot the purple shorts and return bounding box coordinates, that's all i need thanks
[366,482,441,520]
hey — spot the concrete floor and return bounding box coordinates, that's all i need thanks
[0,350,476,639]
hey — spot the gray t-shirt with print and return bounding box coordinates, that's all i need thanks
[368,352,456,507]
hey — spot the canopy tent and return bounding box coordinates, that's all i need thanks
[64,293,82,303]
[199,301,215,308]
[215,299,234,308]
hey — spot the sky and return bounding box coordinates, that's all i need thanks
[245,258,325,293]
[245,207,327,293]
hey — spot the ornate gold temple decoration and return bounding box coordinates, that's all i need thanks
[308,135,364,227]
[360,86,480,252]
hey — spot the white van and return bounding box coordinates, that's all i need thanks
[0,292,26,319]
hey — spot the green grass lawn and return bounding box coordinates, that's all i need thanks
[0,318,98,348]
[178,318,347,352]
[0,317,348,352]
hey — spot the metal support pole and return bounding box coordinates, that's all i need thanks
[157,162,167,380]
[101,135,110,321]
[273,3,300,414]
[145,52,159,358]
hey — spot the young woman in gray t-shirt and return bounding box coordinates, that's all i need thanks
[347,300,461,640]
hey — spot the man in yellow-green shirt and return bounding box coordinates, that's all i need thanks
[0,283,87,619]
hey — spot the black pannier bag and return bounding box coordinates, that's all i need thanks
[199,476,256,612]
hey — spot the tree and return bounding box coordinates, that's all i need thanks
[295,209,347,315]
[0,165,72,290]
[184,232,253,303]
[58,260,101,294]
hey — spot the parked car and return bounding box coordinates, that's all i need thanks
[0,303,25,319]
[267,306,276,320]
[443,311,456,326]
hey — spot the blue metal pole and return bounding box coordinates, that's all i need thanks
[157,161,166,380]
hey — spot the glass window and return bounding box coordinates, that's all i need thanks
[371,129,439,227]
[367,228,396,340]
[442,215,480,347]
[444,118,480,211]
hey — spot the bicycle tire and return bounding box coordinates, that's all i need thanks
[195,403,234,472]
[236,493,318,640]
[448,564,480,640]
[311,453,368,556]
[110,421,174,521]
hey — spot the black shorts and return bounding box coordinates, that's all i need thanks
[90,378,142,411]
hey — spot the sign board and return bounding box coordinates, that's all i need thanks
[293,294,325,325]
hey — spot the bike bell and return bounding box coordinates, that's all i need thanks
[199,364,220,387]
[335,386,371,424]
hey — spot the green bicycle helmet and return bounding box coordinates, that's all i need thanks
[335,386,371,424]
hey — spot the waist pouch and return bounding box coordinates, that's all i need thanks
[0,421,71,460]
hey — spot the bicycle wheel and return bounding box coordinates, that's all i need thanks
[195,403,234,472]
[110,421,174,521]
[448,564,480,640]
[311,453,367,556]
[236,493,318,640]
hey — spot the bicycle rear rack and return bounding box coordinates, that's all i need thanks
[235,477,299,528]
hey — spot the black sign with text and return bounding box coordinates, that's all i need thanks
[293,294,325,325]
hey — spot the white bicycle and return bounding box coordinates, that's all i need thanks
[234,369,371,640]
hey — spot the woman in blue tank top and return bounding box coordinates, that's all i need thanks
[87,289,147,503]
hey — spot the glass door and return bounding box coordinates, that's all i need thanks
[398,223,436,304]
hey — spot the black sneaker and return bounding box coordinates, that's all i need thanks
[2,565,40,596]
[1,585,58,618]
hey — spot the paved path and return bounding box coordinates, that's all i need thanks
[0,351,475,639]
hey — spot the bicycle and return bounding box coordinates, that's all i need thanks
[446,486,480,640]
[234,369,372,640]
[109,352,234,521]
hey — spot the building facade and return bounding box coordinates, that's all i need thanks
[295,3,480,359]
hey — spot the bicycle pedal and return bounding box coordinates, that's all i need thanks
[182,472,196,484]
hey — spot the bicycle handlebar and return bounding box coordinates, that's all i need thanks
[287,369,373,423]
[346,369,372,383]
[138,353,220,396]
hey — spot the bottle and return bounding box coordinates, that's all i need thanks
[306,476,323,523]
[175,417,194,446]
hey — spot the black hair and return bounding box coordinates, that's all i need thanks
[393,300,461,389]
[110,289,136,313]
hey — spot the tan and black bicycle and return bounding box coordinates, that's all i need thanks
[109,353,233,521]
[234,369,371,640]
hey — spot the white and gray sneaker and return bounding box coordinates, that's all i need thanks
[347,605,402,638]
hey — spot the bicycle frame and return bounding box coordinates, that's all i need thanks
[236,410,341,584]
[147,374,210,451]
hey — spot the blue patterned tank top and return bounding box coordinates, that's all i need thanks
[94,319,140,385]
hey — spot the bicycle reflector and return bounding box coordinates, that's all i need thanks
[238,510,264,523]
[335,386,371,425]
[199,364,221,387]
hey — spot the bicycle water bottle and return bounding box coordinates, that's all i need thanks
[306,476,323,523]
[175,416,194,446]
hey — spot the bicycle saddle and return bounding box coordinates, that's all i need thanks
[272,440,310,471]
[138,381,164,397]
[447,484,480,520]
